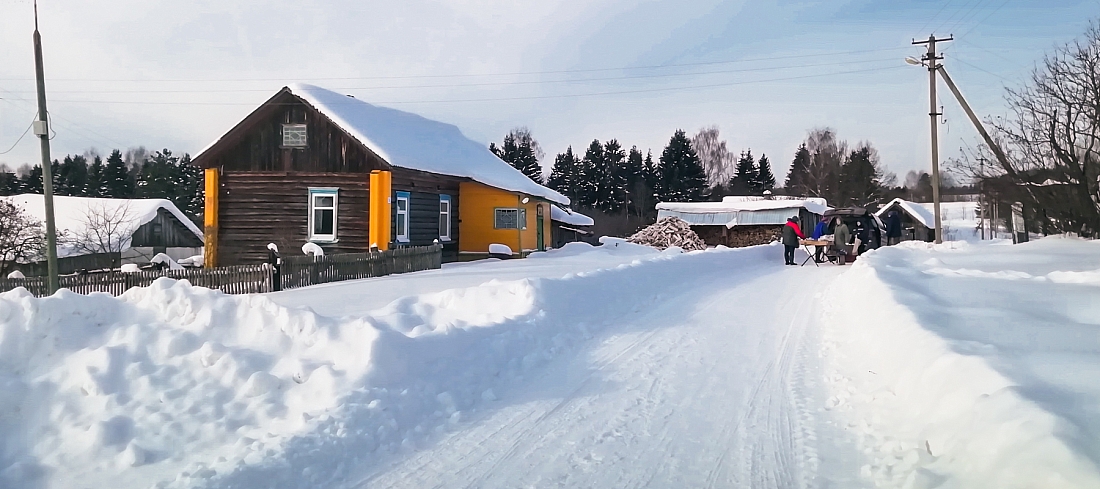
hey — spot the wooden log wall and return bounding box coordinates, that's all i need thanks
[218,172,370,265]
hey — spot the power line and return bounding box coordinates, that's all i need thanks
[0,47,913,83]
[39,64,908,106]
[955,0,1012,39]
[0,57,904,95]
[914,0,955,38]
[0,120,33,155]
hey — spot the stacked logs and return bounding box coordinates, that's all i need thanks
[627,217,707,251]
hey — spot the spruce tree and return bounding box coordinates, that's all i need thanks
[657,130,707,202]
[21,165,43,194]
[756,154,776,193]
[0,172,19,196]
[784,144,811,194]
[578,139,604,209]
[103,149,134,197]
[548,146,580,204]
[86,156,105,197]
[838,145,884,207]
[58,155,89,196]
[136,149,179,199]
[174,154,203,222]
[624,146,646,215]
[491,127,544,184]
[729,150,759,196]
[601,139,628,212]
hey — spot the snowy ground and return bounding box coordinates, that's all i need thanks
[2,238,1098,488]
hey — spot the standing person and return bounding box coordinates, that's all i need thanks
[833,217,851,265]
[811,215,830,263]
[782,216,806,265]
[886,210,902,245]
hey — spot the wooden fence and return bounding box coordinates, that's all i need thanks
[0,263,276,297]
[279,244,443,291]
[0,244,443,298]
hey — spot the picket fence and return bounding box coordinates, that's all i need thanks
[0,244,443,298]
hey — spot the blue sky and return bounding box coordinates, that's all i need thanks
[0,0,1095,183]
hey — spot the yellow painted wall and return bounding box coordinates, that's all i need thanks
[458,182,552,256]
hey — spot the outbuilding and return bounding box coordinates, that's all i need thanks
[655,196,829,247]
[7,194,203,274]
[875,198,980,242]
[550,205,595,248]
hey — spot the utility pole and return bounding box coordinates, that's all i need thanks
[33,1,59,294]
[913,35,952,244]
[978,156,986,240]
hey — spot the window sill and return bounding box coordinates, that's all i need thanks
[308,238,338,244]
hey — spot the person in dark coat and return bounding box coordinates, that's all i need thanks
[782,217,806,265]
[886,210,903,245]
[832,217,850,264]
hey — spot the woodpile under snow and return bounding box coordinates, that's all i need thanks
[627,217,706,251]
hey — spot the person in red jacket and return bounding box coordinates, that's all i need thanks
[781,217,806,265]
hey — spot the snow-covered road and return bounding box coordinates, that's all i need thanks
[345,253,855,488]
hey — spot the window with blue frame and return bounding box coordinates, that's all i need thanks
[439,195,451,241]
[395,191,410,243]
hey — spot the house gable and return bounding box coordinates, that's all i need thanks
[193,89,390,174]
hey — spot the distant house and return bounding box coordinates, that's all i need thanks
[192,84,568,266]
[875,198,980,242]
[656,196,829,247]
[8,194,203,274]
[550,205,594,248]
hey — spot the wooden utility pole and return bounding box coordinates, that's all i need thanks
[913,35,952,244]
[33,1,59,294]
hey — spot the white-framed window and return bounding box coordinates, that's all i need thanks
[395,191,410,243]
[494,208,527,230]
[439,194,452,241]
[308,187,338,242]
[282,124,308,147]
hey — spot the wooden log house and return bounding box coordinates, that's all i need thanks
[193,84,569,266]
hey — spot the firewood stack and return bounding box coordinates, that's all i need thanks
[627,217,707,251]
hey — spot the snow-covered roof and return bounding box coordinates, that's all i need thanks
[7,194,203,258]
[656,196,829,215]
[550,205,594,226]
[655,197,828,228]
[876,198,980,229]
[198,84,567,205]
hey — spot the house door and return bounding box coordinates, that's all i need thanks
[536,204,545,251]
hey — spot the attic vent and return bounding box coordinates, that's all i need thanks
[282,124,308,148]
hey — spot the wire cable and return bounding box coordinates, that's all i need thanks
[0,120,33,155]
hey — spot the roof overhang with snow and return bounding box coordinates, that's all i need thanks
[550,205,594,226]
[194,84,568,205]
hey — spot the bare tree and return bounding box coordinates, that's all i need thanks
[691,126,735,187]
[802,127,847,200]
[952,23,1100,236]
[64,202,140,267]
[0,200,45,275]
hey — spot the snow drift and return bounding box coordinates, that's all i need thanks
[821,238,1100,488]
[0,241,772,489]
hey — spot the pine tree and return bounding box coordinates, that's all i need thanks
[103,149,134,197]
[21,165,43,194]
[86,156,105,197]
[657,130,707,202]
[756,154,776,193]
[728,150,759,196]
[0,172,19,196]
[548,146,581,204]
[491,127,544,184]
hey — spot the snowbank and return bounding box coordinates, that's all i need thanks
[0,239,774,489]
[821,238,1100,488]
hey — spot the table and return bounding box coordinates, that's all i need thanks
[799,239,831,267]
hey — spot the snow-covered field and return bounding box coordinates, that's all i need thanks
[2,237,1098,488]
